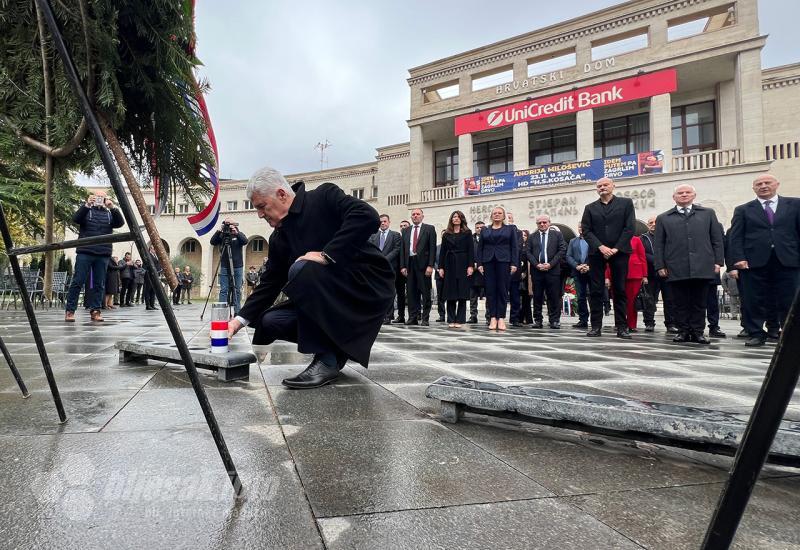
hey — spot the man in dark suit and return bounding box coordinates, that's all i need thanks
[369,214,402,324]
[400,208,437,326]
[580,177,636,338]
[228,167,394,389]
[728,174,800,346]
[566,224,590,329]
[468,221,486,323]
[526,215,566,329]
[640,216,676,333]
[655,184,725,345]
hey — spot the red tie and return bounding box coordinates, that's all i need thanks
[412,225,419,254]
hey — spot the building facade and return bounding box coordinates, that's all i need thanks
[100,0,798,285]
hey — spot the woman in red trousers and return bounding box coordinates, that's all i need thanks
[605,236,648,331]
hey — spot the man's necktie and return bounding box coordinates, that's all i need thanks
[539,232,546,264]
[765,200,775,225]
[412,225,419,254]
[379,230,386,250]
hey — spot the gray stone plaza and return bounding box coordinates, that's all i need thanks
[0,305,798,549]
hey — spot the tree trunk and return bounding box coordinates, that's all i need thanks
[99,117,178,290]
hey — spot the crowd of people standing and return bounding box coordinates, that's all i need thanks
[371,173,799,347]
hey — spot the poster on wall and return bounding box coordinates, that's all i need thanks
[460,150,664,197]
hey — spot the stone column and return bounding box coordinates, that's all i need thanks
[649,19,668,48]
[649,93,672,172]
[576,109,594,161]
[458,133,473,181]
[576,37,591,71]
[717,80,737,149]
[735,49,765,162]
[409,125,424,202]
[512,123,529,170]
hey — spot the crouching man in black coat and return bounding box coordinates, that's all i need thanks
[228,167,395,389]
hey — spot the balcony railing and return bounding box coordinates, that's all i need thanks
[672,148,741,172]
[421,185,459,202]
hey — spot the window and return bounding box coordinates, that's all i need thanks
[591,29,649,60]
[352,188,364,199]
[422,79,459,103]
[148,205,155,214]
[243,200,253,210]
[226,200,238,211]
[181,240,197,253]
[672,101,717,155]
[434,148,459,187]
[667,5,735,41]
[529,126,577,166]
[251,238,265,252]
[472,66,513,92]
[594,113,649,158]
[371,185,378,199]
[473,137,513,177]
[178,203,189,214]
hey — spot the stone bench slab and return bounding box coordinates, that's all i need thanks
[115,340,255,382]
[426,377,800,460]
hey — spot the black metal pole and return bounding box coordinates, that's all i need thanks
[35,0,242,495]
[0,204,65,420]
[0,333,29,398]
[10,231,134,256]
[702,293,800,548]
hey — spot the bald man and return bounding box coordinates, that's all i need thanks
[728,174,800,346]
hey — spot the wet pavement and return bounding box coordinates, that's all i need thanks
[0,304,798,549]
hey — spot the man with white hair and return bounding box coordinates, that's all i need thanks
[655,184,724,344]
[728,174,800,346]
[228,167,395,388]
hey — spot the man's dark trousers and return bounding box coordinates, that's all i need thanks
[394,272,406,320]
[532,269,561,325]
[573,271,590,325]
[670,279,710,335]
[706,282,721,330]
[589,252,629,329]
[643,274,673,328]
[406,255,432,321]
[508,279,521,322]
[742,251,800,335]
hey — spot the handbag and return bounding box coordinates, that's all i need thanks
[635,282,655,312]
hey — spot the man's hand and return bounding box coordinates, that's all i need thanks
[228,318,243,338]
[425,266,433,277]
[104,198,114,209]
[730,269,739,280]
[610,248,619,256]
[400,268,408,277]
[296,251,328,265]
[510,265,517,275]
[478,266,484,275]
[734,260,749,270]
[658,268,668,277]
[467,266,474,277]
[714,264,722,274]
[598,245,613,258]
[604,278,611,288]
[578,264,589,274]
[438,268,444,278]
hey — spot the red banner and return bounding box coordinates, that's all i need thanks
[454,69,677,135]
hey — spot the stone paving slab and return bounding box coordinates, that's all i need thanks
[0,305,796,548]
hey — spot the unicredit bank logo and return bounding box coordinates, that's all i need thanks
[486,111,503,127]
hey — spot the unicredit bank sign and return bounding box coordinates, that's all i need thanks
[454,69,677,135]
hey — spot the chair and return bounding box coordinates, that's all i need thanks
[49,271,68,307]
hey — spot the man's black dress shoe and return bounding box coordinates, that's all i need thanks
[549,323,561,330]
[573,322,588,329]
[435,317,445,323]
[466,317,477,324]
[644,325,655,333]
[666,326,680,334]
[737,328,749,338]
[586,328,602,337]
[691,333,711,345]
[708,328,727,338]
[532,322,544,329]
[392,318,406,324]
[404,318,418,326]
[511,322,523,327]
[282,358,339,389]
[673,332,691,343]
[628,327,638,333]
[382,319,392,325]
[767,330,781,341]
[745,336,766,347]
[420,319,430,326]
[616,328,632,339]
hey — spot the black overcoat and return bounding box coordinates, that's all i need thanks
[654,205,724,281]
[438,231,474,300]
[580,196,636,254]
[238,182,394,367]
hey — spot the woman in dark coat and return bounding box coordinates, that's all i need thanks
[104,256,122,309]
[438,210,474,327]
[518,230,533,324]
[477,207,519,331]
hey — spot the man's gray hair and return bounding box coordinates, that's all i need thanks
[246,166,296,200]
[673,183,696,193]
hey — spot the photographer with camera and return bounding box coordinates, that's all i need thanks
[209,218,248,315]
[64,191,125,322]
